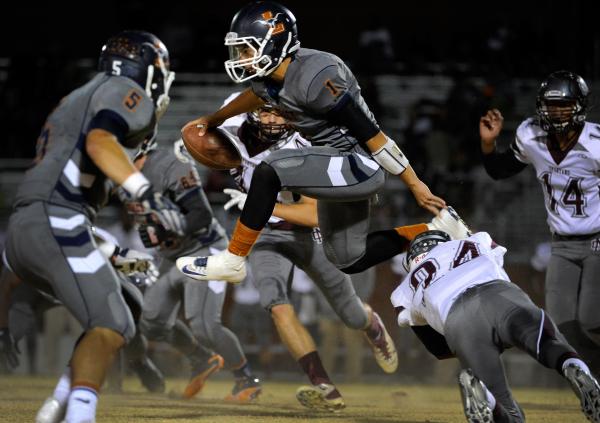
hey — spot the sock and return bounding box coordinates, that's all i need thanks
[341,229,410,274]
[298,351,332,386]
[562,357,591,375]
[52,367,72,406]
[64,386,98,423]
[365,312,383,341]
[232,360,253,379]
[395,223,429,241]
[228,220,262,257]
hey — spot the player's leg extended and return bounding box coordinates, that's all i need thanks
[301,241,397,373]
[249,233,344,411]
[176,147,384,282]
[183,274,260,402]
[577,247,600,366]
[6,203,135,423]
[445,285,524,422]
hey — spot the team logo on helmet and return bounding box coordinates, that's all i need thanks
[254,11,285,35]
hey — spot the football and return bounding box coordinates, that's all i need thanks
[181,124,241,170]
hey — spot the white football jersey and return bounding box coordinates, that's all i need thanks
[218,93,310,223]
[512,118,600,236]
[390,232,509,334]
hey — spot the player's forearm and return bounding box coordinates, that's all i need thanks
[397,165,421,188]
[480,138,497,155]
[272,201,318,228]
[86,129,140,185]
[209,88,265,126]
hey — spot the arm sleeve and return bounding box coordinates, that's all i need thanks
[411,325,455,360]
[481,147,527,180]
[164,160,214,233]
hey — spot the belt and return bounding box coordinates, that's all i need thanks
[267,221,312,232]
[552,231,600,242]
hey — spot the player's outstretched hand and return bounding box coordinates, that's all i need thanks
[0,328,20,369]
[410,180,446,215]
[480,109,504,149]
[183,116,212,137]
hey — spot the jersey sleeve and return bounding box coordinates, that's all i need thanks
[302,59,350,114]
[89,76,155,145]
[511,119,535,164]
[163,157,204,202]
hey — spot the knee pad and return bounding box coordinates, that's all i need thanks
[322,238,364,269]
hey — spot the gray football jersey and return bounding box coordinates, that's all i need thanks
[14,73,155,218]
[251,48,378,151]
[140,148,224,260]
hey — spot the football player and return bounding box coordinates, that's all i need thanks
[122,136,261,402]
[176,1,452,285]
[479,71,600,375]
[216,97,398,411]
[2,30,182,423]
[392,230,600,423]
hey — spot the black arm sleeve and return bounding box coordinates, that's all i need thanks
[411,325,455,360]
[326,93,380,145]
[481,149,527,180]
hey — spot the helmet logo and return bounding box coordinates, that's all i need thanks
[255,11,285,35]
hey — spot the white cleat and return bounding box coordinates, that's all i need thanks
[564,364,600,423]
[176,249,246,284]
[295,383,345,412]
[364,307,398,374]
[428,206,472,240]
[36,397,66,423]
[458,369,494,423]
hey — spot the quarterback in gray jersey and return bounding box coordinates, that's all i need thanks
[177,1,451,290]
[2,31,181,423]
[124,138,261,402]
[480,70,600,377]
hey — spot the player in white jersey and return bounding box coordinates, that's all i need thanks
[217,96,398,411]
[480,70,600,375]
[392,230,600,423]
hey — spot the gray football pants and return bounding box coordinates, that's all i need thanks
[249,227,368,330]
[264,146,385,268]
[4,202,135,341]
[444,281,576,423]
[141,240,246,369]
[545,238,600,371]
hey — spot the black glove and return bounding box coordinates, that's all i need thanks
[137,188,186,236]
[138,224,169,248]
[0,327,20,369]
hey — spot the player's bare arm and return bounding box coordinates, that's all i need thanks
[273,195,318,228]
[399,166,446,215]
[86,128,140,185]
[185,88,265,136]
[479,109,504,154]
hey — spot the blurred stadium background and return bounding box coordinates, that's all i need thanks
[1,0,599,411]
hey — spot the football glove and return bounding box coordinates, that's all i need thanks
[111,247,158,283]
[137,188,186,236]
[0,327,20,369]
[223,188,247,211]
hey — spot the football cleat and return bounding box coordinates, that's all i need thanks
[35,397,66,423]
[176,250,246,284]
[364,308,398,374]
[130,356,165,393]
[427,206,472,240]
[564,363,600,423]
[183,354,224,399]
[458,369,494,423]
[224,376,262,403]
[296,383,345,412]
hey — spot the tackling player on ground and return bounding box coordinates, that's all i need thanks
[392,230,600,423]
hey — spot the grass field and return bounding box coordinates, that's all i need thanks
[0,375,588,422]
